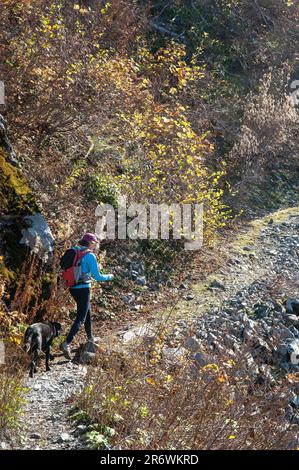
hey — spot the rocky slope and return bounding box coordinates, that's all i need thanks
[153,205,299,433]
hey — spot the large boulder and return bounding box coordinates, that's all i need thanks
[0,115,54,288]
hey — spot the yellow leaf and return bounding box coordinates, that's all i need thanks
[287,373,299,382]
[217,374,226,383]
[146,377,155,386]
[202,363,219,372]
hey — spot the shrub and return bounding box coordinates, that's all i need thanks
[148,0,298,78]
[0,336,29,440]
[83,174,119,207]
[0,2,229,243]
[76,329,295,450]
[228,69,299,184]
[0,371,28,437]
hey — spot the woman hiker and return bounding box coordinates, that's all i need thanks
[60,232,113,359]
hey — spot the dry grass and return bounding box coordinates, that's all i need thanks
[76,327,296,450]
[0,340,29,440]
[229,69,299,186]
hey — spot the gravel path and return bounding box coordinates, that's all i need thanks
[17,360,87,449]
[161,206,299,324]
[10,205,299,450]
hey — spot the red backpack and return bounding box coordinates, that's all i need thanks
[60,248,91,288]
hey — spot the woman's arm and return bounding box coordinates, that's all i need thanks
[87,253,113,282]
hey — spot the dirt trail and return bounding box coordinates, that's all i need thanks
[14,205,299,450]
[16,361,87,449]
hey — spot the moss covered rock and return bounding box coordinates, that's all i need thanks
[0,115,49,288]
[0,149,38,215]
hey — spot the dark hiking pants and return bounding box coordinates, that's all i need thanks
[66,287,92,344]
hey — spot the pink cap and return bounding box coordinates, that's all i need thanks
[82,233,98,243]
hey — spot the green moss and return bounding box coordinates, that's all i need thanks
[0,148,38,289]
[0,150,38,215]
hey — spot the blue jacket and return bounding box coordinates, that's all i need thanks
[71,246,113,289]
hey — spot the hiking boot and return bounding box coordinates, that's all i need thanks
[60,341,72,360]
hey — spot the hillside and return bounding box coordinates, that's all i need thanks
[0,0,298,455]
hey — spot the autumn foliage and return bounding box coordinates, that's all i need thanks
[0,0,298,449]
[0,0,230,245]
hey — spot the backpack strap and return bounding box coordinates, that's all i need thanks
[74,249,92,265]
[71,248,92,265]
[72,249,93,286]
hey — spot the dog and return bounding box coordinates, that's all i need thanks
[24,321,62,378]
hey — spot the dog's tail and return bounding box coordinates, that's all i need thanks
[24,328,34,353]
